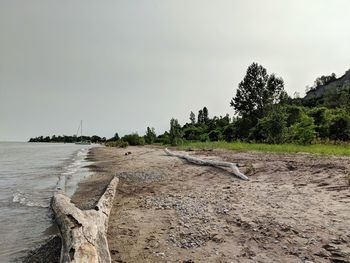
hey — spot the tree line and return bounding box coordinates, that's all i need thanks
[30,62,350,146]
[109,62,350,147]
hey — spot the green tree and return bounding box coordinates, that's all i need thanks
[230,63,286,122]
[328,110,350,141]
[189,111,196,124]
[113,132,120,140]
[290,115,317,145]
[314,73,336,87]
[169,118,182,145]
[203,107,209,124]
[197,110,204,124]
[122,133,145,145]
[208,129,222,141]
[250,107,288,144]
[144,127,157,144]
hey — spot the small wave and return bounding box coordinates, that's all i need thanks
[55,147,93,196]
[12,192,49,208]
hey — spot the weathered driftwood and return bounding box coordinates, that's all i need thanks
[51,177,119,263]
[165,148,249,181]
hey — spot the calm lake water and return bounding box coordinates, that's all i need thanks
[0,142,95,262]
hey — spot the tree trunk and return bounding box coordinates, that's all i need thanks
[51,177,119,263]
[165,148,248,181]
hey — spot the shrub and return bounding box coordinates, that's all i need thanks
[199,133,209,142]
[208,129,222,141]
[105,140,129,148]
[285,105,304,126]
[289,115,317,144]
[328,111,350,141]
[144,127,157,144]
[122,133,145,146]
[222,125,235,142]
[250,107,288,144]
[183,126,205,141]
[169,118,183,146]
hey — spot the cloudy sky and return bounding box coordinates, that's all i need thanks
[1,0,350,141]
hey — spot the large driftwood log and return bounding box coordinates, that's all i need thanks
[51,177,119,263]
[165,148,249,181]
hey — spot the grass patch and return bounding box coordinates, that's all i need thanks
[179,141,350,156]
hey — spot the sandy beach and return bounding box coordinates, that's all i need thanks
[25,145,350,262]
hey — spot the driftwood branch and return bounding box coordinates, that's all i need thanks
[165,148,248,181]
[51,177,119,263]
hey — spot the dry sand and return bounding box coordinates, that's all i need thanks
[24,145,350,263]
[92,146,350,263]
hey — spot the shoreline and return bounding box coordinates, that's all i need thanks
[23,145,350,262]
[23,147,113,263]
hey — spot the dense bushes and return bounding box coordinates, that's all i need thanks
[122,133,145,146]
[105,140,128,148]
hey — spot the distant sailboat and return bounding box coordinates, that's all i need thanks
[75,120,91,145]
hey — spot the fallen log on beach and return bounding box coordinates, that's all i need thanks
[165,148,249,181]
[51,177,119,263]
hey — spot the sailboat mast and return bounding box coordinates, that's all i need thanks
[81,120,83,140]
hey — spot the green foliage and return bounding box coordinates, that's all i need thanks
[285,105,304,126]
[169,118,183,146]
[155,132,170,144]
[197,107,209,124]
[144,127,157,144]
[313,73,337,87]
[339,85,350,113]
[106,140,128,148]
[230,62,286,122]
[29,134,106,143]
[180,141,350,156]
[222,124,235,142]
[183,126,205,141]
[189,111,196,124]
[208,129,222,141]
[289,115,317,145]
[250,107,288,144]
[199,133,209,142]
[122,133,145,146]
[328,110,350,141]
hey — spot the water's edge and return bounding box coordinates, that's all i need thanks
[21,147,97,263]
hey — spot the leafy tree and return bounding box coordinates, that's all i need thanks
[328,110,350,141]
[189,111,196,124]
[314,73,336,87]
[289,115,317,145]
[203,107,209,124]
[183,126,205,141]
[222,124,235,142]
[208,129,222,141]
[285,105,304,126]
[169,118,182,145]
[307,107,329,138]
[250,107,288,144]
[113,132,120,140]
[144,127,157,144]
[122,133,145,145]
[197,110,204,124]
[339,85,350,113]
[230,63,286,123]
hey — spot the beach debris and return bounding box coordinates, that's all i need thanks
[51,176,119,263]
[164,148,248,181]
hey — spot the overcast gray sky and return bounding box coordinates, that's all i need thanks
[1,0,350,141]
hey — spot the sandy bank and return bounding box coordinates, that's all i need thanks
[102,146,350,263]
[24,146,350,262]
